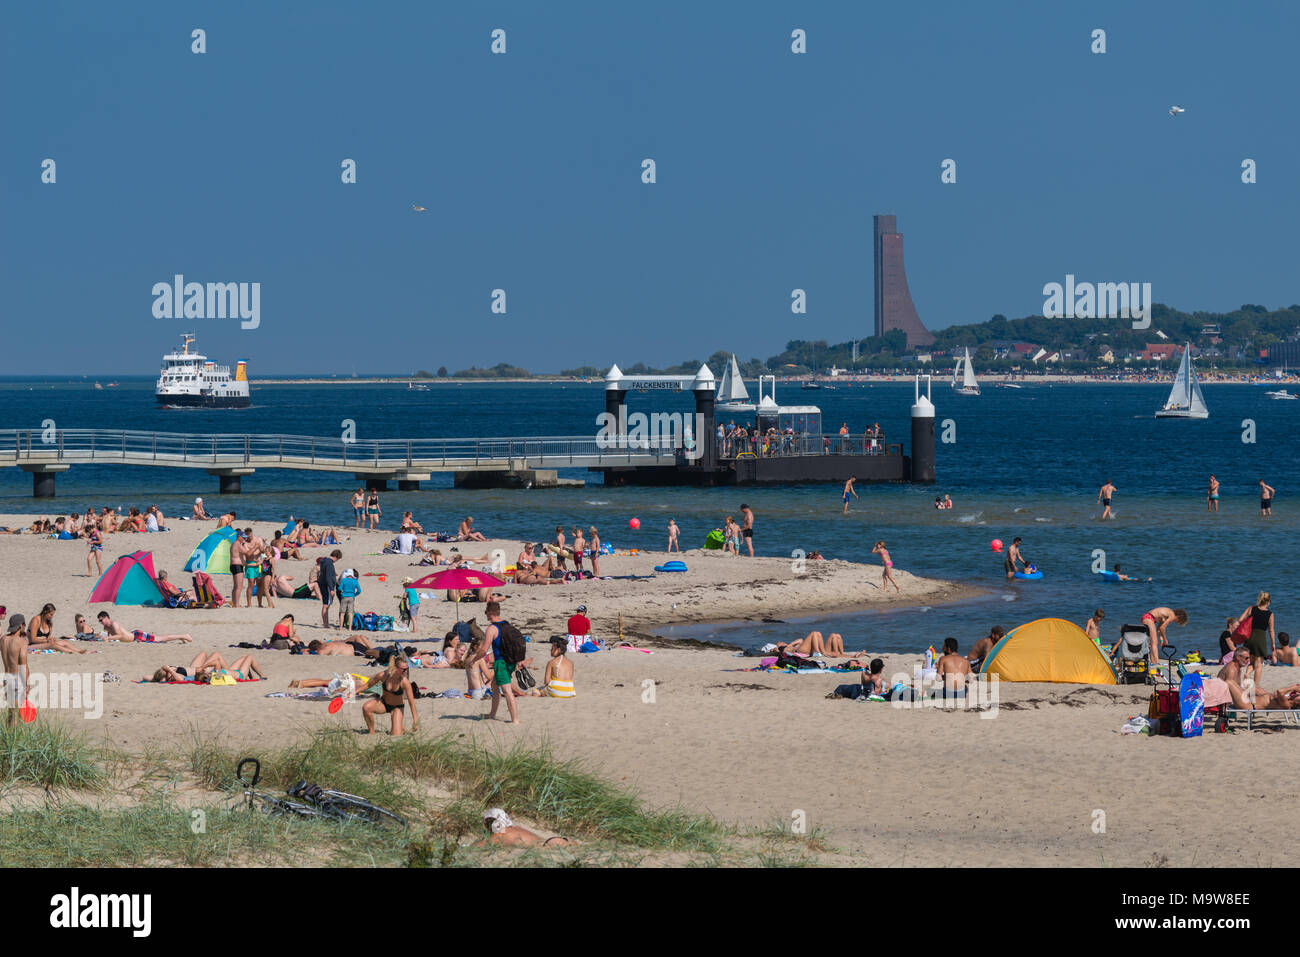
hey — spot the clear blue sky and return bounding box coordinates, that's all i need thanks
[4,0,1297,375]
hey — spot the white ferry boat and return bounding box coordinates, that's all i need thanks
[155,334,251,408]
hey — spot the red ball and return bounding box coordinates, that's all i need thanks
[629,518,641,530]
[990,539,1003,552]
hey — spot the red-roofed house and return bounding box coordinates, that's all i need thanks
[1141,343,1182,362]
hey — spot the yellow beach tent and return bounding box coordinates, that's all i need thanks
[979,617,1117,684]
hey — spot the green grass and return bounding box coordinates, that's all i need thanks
[190,728,725,852]
[0,719,106,792]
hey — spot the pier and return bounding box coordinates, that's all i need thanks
[0,368,936,496]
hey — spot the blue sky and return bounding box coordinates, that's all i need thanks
[4,0,1298,374]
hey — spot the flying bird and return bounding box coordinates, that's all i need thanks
[412,204,427,212]
[1169,106,1185,116]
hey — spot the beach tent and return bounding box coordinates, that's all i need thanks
[184,526,237,575]
[979,617,1118,684]
[89,551,166,605]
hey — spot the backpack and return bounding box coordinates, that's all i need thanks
[495,620,527,667]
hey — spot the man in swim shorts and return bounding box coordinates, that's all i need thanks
[1259,479,1275,517]
[843,476,857,514]
[1004,538,1023,579]
[1097,479,1116,520]
[95,612,192,643]
[740,504,754,556]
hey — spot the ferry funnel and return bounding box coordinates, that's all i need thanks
[910,374,935,483]
[235,361,248,382]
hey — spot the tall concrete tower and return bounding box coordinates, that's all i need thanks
[873,215,935,348]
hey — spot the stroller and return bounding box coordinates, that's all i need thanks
[1116,623,1155,684]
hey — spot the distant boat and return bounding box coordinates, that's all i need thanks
[800,381,822,391]
[1265,389,1298,400]
[408,382,430,391]
[951,348,980,396]
[996,381,1022,390]
[1155,345,1208,418]
[93,382,103,390]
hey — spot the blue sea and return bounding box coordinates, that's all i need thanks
[1,376,1296,658]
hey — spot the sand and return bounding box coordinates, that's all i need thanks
[0,514,1292,866]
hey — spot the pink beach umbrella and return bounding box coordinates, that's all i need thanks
[408,568,507,620]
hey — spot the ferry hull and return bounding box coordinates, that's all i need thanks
[156,393,251,409]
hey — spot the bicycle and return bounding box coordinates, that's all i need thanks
[235,758,406,830]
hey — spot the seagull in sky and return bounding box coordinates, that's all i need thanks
[412,204,427,212]
[1169,106,1185,116]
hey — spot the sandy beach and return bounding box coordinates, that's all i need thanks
[1,515,1294,867]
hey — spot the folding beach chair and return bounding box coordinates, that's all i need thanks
[192,571,226,608]
[1225,707,1300,732]
[1117,624,1153,684]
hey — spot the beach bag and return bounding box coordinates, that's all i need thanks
[1232,615,1253,641]
[703,529,725,550]
[382,538,401,555]
[496,621,527,666]
[376,615,394,631]
[209,673,237,686]
[398,595,411,623]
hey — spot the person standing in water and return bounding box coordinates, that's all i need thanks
[872,540,901,593]
[1003,537,1025,579]
[666,519,679,553]
[1097,479,1116,520]
[1259,479,1275,517]
[842,476,858,515]
[1207,474,1220,513]
[740,504,754,557]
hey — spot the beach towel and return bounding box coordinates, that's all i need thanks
[136,676,262,685]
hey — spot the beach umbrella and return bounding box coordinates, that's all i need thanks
[408,568,507,621]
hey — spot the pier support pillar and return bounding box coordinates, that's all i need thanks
[394,472,431,491]
[207,468,255,495]
[693,386,717,470]
[21,464,69,499]
[356,475,389,491]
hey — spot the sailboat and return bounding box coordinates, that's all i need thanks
[1155,344,1208,418]
[951,348,980,396]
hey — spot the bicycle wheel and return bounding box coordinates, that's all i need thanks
[247,791,327,821]
[317,795,407,829]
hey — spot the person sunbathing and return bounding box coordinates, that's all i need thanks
[400,512,425,534]
[539,637,576,697]
[272,531,302,560]
[25,604,98,655]
[475,808,573,847]
[95,612,192,643]
[145,650,264,683]
[155,570,196,604]
[306,638,375,657]
[1271,632,1299,667]
[778,631,865,658]
[457,517,487,542]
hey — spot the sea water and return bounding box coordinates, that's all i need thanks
[0,378,1295,657]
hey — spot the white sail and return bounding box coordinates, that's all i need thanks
[716,354,750,403]
[1157,344,1208,418]
[962,350,979,391]
[952,348,979,395]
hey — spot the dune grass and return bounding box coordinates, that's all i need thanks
[189,728,726,853]
[0,718,106,792]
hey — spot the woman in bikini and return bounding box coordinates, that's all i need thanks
[872,541,901,593]
[366,490,382,531]
[145,650,264,683]
[360,657,418,735]
[27,604,98,654]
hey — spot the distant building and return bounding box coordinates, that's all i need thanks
[873,215,935,348]
[1141,343,1182,362]
[1201,323,1221,336]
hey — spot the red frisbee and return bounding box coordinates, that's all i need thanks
[328,696,344,714]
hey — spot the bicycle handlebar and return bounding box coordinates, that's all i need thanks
[236,757,261,787]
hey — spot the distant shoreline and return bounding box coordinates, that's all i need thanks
[251,374,1297,386]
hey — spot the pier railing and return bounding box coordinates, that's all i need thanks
[0,428,682,470]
